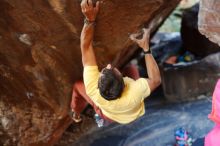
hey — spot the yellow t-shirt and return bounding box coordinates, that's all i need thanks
[83,66,151,124]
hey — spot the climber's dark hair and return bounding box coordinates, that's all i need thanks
[98,66,124,100]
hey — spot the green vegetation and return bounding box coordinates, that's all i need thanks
[159,0,200,32]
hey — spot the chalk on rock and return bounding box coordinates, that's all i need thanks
[18,34,32,46]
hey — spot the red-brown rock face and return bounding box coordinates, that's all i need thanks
[198,0,220,47]
[181,3,220,57]
[0,0,180,145]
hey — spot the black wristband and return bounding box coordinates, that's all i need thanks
[84,18,96,25]
[143,49,151,54]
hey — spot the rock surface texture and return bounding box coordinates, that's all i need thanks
[161,52,220,102]
[181,3,220,57]
[198,0,220,47]
[0,0,180,145]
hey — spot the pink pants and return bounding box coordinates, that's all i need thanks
[70,64,140,122]
[70,81,113,121]
[205,79,220,146]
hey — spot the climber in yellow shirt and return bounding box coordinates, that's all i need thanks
[72,0,161,124]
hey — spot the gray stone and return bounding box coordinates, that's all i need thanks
[73,99,213,146]
[161,52,220,102]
